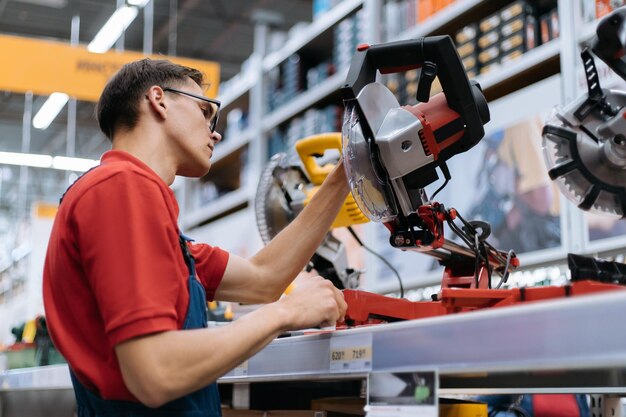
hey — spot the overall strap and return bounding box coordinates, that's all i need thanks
[59,165,100,205]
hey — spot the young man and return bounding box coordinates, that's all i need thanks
[43,58,348,416]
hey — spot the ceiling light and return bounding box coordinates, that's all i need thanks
[32,92,69,130]
[0,152,53,168]
[87,5,139,53]
[52,156,98,172]
[0,152,98,172]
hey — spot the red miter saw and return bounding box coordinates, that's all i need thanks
[337,36,527,324]
[336,34,626,326]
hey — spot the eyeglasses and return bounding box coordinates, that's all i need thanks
[163,87,221,133]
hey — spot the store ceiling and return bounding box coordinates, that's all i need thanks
[0,0,312,226]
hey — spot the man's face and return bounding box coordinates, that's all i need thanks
[165,80,222,177]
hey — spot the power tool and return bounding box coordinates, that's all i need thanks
[543,7,626,217]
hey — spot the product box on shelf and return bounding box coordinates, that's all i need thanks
[500,46,525,65]
[500,0,536,23]
[461,53,478,74]
[417,0,456,22]
[477,30,499,50]
[478,44,499,65]
[456,40,477,59]
[539,7,559,44]
[479,11,501,34]
[596,0,626,19]
[455,23,478,45]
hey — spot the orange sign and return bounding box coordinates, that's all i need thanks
[0,34,220,102]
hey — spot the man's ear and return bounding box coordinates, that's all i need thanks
[145,86,168,120]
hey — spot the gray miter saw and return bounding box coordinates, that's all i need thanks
[543,6,626,217]
[255,133,368,290]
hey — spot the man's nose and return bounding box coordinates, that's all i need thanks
[212,130,222,144]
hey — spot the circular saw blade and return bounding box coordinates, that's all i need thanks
[255,153,309,244]
[341,102,398,223]
[543,89,626,217]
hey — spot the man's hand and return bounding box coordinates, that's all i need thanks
[275,275,347,330]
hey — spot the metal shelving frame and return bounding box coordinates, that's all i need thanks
[3,290,626,394]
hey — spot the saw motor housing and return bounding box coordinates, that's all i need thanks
[340,37,490,230]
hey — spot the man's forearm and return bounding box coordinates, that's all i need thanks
[116,302,287,407]
[116,275,346,408]
[251,162,350,291]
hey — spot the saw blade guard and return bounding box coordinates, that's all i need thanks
[543,98,626,217]
[342,101,399,223]
[340,36,490,223]
[254,152,309,244]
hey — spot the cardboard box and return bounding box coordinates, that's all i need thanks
[440,398,488,417]
[477,30,499,49]
[311,397,366,416]
[461,53,478,72]
[455,24,478,45]
[222,410,266,417]
[500,47,525,65]
[478,45,500,64]
[501,17,524,38]
[500,33,524,53]
[479,12,500,33]
[500,0,536,23]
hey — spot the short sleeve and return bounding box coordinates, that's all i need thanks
[189,243,229,301]
[73,171,184,347]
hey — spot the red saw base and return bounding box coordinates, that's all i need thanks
[338,280,625,327]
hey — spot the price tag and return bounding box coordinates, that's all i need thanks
[233,360,249,377]
[365,370,438,417]
[329,333,373,373]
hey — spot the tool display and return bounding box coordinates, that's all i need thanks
[256,15,626,328]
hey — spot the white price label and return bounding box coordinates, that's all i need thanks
[329,333,373,372]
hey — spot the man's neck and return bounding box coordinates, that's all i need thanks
[111,127,177,185]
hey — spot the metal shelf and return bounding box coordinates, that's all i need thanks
[262,0,363,71]
[261,69,347,132]
[4,291,626,393]
[212,129,253,165]
[475,38,562,91]
[393,0,485,40]
[219,291,626,389]
[182,186,252,229]
[219,71,257,109]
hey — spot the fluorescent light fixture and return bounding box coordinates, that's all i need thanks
[88,5,139,53]
[33,4,140,129]
[52,156,99,172]
[127,0,150,7]
[0,152,53,168]
[32,92,69,130]
[0,152,98,172]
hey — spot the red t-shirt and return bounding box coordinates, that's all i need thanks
[43,150,229,401]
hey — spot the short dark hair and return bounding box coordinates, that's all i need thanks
[96,58,204,140]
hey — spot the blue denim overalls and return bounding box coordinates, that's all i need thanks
[68,233,222,416]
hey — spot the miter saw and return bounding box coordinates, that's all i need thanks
[256,27,626,327]
[543,6,626,217]
[255,133,368,290]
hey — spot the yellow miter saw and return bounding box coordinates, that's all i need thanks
[254,132,368,290]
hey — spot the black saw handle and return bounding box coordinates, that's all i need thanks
[341,36,489,161]
[592,6,626,83]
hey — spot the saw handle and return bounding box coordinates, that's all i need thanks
[295,133,342,185]
[341,36,490,157]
